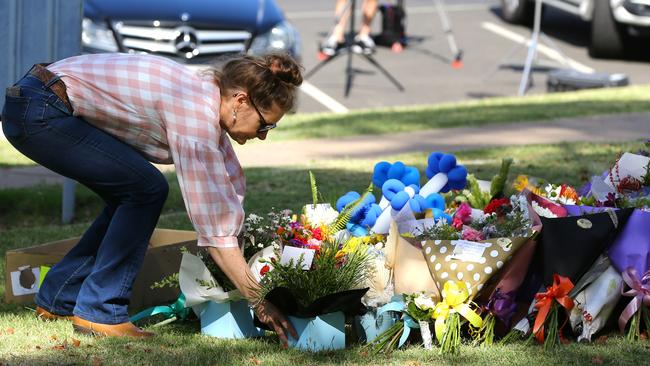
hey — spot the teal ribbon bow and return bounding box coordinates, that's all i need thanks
[377,299,420,348]
[130,293,189,326]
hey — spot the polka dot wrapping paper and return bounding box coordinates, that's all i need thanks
[420,236,531,300]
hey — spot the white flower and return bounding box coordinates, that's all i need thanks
[413,293,436,310]
[531,200,557,218]
[303,203,339,226]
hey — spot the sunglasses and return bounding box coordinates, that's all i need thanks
[247,95,277,133]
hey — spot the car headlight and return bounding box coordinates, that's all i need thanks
[249,20,301,58]
[82,18,119,52]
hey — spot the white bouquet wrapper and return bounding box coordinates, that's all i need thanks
[179,253,243,315]
[569,266,623,342]
[605,152,650,191]
[419,320,433,350]
[248,246,277,283]
[361,248,394,308]
[397,218,435,237]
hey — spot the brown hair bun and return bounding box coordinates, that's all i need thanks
[265,53,303,87]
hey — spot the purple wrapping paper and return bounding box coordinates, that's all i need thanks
[563,205,610,216]
[609,209,650,276]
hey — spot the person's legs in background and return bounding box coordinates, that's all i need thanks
[320,0,378,56]
[354,0,378,54]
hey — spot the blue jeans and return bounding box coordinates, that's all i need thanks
[1,73,169,324]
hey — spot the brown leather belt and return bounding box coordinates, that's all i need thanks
[29,64,74,113]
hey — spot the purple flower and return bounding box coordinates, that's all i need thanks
[486,289,517,326]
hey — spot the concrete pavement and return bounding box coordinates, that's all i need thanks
[1,112,648,189]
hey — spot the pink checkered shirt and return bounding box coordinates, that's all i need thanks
[49,53,245,248]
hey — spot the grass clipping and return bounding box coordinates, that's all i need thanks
[257,240,372,308]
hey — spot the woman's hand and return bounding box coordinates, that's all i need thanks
[252,299,298,348]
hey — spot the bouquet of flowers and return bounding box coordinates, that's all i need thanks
[369,292,437,354]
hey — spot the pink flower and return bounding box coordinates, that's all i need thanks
[453,202,473,229]
[461,226,485,241]
[307,238,322,248]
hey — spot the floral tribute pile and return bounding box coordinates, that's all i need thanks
[146,143,650,354]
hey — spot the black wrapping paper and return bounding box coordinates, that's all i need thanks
[254,287,369,330]
[539,208,634,286]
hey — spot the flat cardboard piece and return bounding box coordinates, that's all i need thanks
[4,228,197,310]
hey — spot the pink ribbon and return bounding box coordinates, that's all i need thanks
[618,267,650,332]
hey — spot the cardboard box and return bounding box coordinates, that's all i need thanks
[287,312,346,351]
[354,309,398,344]
[4,228,197,311]
[199,299,265,339]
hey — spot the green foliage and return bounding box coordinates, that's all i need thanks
[406,301,433,322]
[151,272,180,290]
[417,222,461,241]
[309,171,318,208]
[328,182,373,233]
[257,240,371,307]
[490,158,513,197]
[439,312,461,356]
[450,174,491,209]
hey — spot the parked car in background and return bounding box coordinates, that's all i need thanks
[500,0,650,58]
[82,0,301,63]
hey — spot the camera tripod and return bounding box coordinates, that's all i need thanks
[304,0,404,97]
[485,0,574,95]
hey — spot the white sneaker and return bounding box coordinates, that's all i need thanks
[352,34,376,55]
[320,36,342,56]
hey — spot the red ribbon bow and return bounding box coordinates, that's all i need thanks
[618,267,650,332]
[532,274,574,343]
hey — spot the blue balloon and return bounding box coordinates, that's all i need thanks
[409,195,428,213]
[390,191,410,210]
[439,154,457,173]
[425,193,446,210]
[431,208,452,224]
[425,152,467,192]
[427,152,444,177]
[336,191,360,212]
[360,203,382,227]
[346,222,369,237]
[403,166,421,187]
[372,161,391,188]
[387,161,406,180]
[382,179,406,201]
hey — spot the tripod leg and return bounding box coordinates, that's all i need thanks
[362,54,405,91]
[345,42,355,97]
[305,53,340,79]
[518,0,543,96]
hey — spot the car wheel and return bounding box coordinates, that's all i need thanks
[589,0,627,58]
[500,0,534,25]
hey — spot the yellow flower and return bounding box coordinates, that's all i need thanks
[335,250,346,261]
[513,175,529,192]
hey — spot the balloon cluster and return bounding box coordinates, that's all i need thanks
[335,152,466,235]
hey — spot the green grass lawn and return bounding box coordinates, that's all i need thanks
[1,140,648,365]
[270,84,650,141]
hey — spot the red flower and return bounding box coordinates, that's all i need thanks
[484,198,511,216]
[311,227,324,241]
[259,265,270,277]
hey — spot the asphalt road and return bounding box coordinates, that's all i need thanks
[276,0,650,114]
